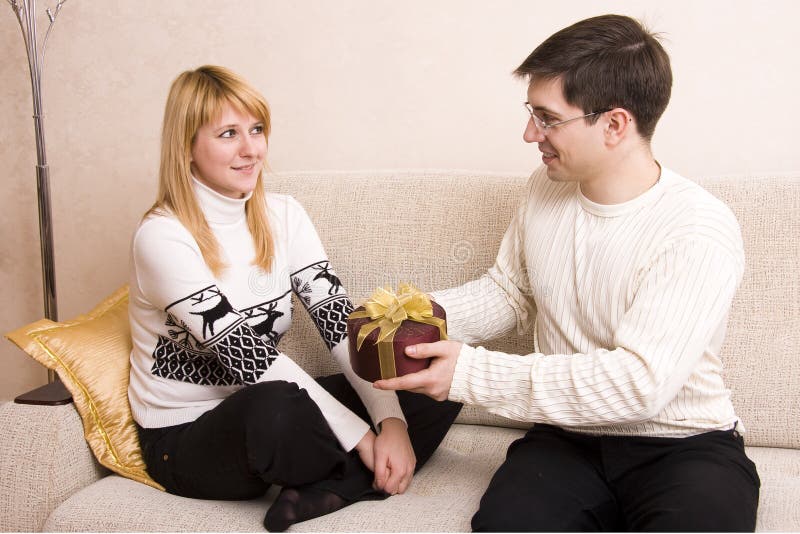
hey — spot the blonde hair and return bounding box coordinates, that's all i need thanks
[146,65,274,276]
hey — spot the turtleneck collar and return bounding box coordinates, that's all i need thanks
[191,176,252,225]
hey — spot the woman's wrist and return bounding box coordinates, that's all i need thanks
[355,429,377,471]
[378,417,407,432]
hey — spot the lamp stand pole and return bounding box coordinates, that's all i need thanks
[8,0,72,404]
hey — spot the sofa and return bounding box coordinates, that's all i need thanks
[1,170,799,532]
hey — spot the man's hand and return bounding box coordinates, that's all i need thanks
[355,429,376,472]
[372,418,416,495]
[373,340,462,401]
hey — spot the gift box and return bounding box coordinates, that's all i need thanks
[347,284,447,382]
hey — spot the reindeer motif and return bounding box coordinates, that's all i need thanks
[250,301,284,341]
[189,289,237,338]
[312,263,342,295]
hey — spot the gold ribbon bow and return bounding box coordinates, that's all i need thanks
[349,283,447,379]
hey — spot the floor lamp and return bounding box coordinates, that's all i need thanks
[8,0,72,405]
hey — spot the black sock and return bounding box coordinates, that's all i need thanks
[264,486,349,532]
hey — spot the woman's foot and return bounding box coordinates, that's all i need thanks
[264,486,348,532]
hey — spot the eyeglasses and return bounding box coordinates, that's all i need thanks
[524,102,611,131]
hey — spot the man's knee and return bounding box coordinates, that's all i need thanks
[631,470,759,531]
[472,498,528,532]
[472,480,619,532]
[472,485,545,532]
[472,498,570,532]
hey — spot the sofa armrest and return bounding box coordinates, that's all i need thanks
[0,401,107,531]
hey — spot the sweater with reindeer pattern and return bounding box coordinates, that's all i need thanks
[128,178,405,452]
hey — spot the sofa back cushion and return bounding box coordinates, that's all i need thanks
[697,175,800,448]
[268,171,800,448]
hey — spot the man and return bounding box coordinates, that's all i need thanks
[375,14,760,532]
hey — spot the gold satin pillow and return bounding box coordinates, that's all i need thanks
[5,286,164,490]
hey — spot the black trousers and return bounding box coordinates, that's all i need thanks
[472,423,760,532]
[136,374,462,502]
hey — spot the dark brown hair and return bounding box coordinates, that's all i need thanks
[514,14,672,141]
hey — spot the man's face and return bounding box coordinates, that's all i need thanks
[524,77,606,183]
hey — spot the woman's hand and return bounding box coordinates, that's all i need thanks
[355,430,377,473]
[372,417,416,495]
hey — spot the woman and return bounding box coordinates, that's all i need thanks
[127,65,460,531]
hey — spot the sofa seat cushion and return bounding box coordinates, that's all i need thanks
[43,424,800,532]
[44,475,273,532]
[746,446,800,532]
[43,424,525,532]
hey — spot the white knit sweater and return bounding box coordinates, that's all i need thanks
[128,178,404,451]
[433,165,745,437]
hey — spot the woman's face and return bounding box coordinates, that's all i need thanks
[190,103,267,199]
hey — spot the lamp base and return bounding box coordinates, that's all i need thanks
[14,379,73,405]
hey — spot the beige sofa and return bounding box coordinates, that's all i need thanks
[1,170,799,532]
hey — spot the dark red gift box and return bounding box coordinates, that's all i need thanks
[348,301,447,383]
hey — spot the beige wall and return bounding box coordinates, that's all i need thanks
[2,0,799,400]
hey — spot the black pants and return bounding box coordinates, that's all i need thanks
[472,424,760,532]
[136,374,462,502]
